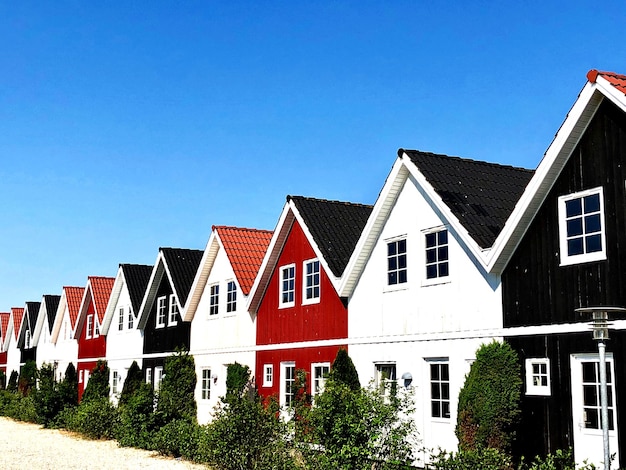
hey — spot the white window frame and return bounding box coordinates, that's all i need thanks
[112,370,119,394]
[25,330,31,349]
[201,369,211,400]
[156,296,167,328]
[558,187,606,266]
[209,283,219,316]
[79,370,83,383]
[312,362,330,397]
[280,361,296,407]
[154,366,164,391]
[168,294,178,326]
[146,368,153,385]
[94,317,100,338]
[386,237,407,288]
[525,358,551,396]
[302,258,321,305]
[86,314,93,339]
[118,307,124,331]
[127,306,134,329]
[263,364,273,387]
[226,281,237,313]
[84,370,90,385]
[279,264,296,308]
[423,227,450,284]
[428,359,451,420]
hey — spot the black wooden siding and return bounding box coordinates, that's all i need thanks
[502,98,626,464]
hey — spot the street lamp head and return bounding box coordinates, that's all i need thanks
[575,306,626,341]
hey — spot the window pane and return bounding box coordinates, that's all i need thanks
[584,193,600,213]
[585,234,602,253]
[426,233,436,248]
[438,230,448,245]
[567,218,583,237]
[582,362,596,382]
[426,266,437,279]
[568,238,584,256]
[426,248,436,263]
[566,198,582,217]
[438,246,448,261]
[584,214,601,233]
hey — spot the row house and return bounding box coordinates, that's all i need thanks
[3,308,25,379]
[184,226,273,423]
[0,312,9,376]
[17,301,40,365]
[50,287,84,381]
[32,295,61,373]
[248,196,372,408]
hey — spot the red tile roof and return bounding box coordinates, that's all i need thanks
[0,313,10,341]
[88,276,115,323]
[10,308,24,340]
[64,286,85,329]
[587,69,626,94]
[215,226,273,295]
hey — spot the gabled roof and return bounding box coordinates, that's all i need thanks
[50,286,85,343]
[248,196,372,313]
[18,301,41,347]
[10,307,24,344]
[101,264,152,335]
[138,248,203,329]
[487,69,626,273]
[75,276,115,335]
[184,226,272,321]
[0,313,10,351]
[32,294,61,346]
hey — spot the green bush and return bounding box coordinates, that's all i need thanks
[81,360,110,403]
[456,341,522,453]
[58,363,78,411]
[119,361,143,406]
[224,362,250,404]
[518,448,597,470]
[0,370,6,390]
[115,381,156,449]
[0,389,19,417]
[153,418,201,459]
[18,360,37,396]
[155,349,197,424]
[7,370,18,392]
[33,363,61,427]
[64,396,119,439]
[329,348,360,391]
[429,447,515,470]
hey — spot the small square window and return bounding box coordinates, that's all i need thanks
[387,239,407,285]
[156,296,167,328]
[525,358,551,396]
[303,259,320,304]
[280,264,296,307]
[226,281,237,313]
[263,364,273,387]
[425,229,449,280]
[209,284,219,316]
[169,294,178,326]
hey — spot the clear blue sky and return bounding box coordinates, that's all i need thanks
[1,1,625,309]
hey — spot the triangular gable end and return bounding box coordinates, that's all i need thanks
[32,295,60,347]
[50,286,86,344]
[74,277,115,338]
[487,70,626,274]
[101,265,126,335]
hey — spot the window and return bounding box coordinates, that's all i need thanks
[375,363,397,398]
[84,370,90,385]
[280,265,296,307]
[112,370,119,394]
[155,366,164,391]
[169,294,178,326]
[94,318,100,338]
[558,187,606,265]
[281,362,296,407]
[156,296,167,328]
[312,363,330,396]
[387,239,407,285]
[430,361,450,419]
[127,307,134,329]
[209,284,219,316]
[118,307,124,331]
[146,368,153,385]
[425,229,449,280]
[581,360,615,430]
[202,369,211,400]
[63,319,68,341]
[86,314,94,339]
[25,330,31,349]
[303,259,320,304]
[526,358,551,396]
[263,364,273,387]
[79,370,83,383]
[226,281,237,313]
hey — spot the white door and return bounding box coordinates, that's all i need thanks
[570,353,619,468]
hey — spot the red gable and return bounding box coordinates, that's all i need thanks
[88,276,115,323]
[64,286,85,330]
[10,308,24,340]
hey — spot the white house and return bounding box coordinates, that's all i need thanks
[3,307,25,380]
[340,150,533,464]
[32,294,61,372]
[101,264,152,403]
[183,226,272,424]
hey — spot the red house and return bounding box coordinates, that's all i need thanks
[248,196,371,406]
[0,312,9,376]
[74,276,115,400]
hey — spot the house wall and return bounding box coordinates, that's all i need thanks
[77,300,106,360]
[53,308,78,381]
[36,316,57,371]
[502,99,626,466]
[348,174,503,463]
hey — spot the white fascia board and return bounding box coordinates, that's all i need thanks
[50,291,68,344]
[247,201,295,314]
[595,75,626,113]
[486,82,603,274]
[16,305,29,348]
[31,296,47,346]
[339,157,408,297]
[74,280,93,340]
[101,266,125,335]
[1,315,12,351]
[137,251,166,330]
[182,231,220,322]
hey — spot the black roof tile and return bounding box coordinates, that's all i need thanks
[402,150,534,249]
[43,295,61,334]
[289,196,373,277]
[121,264,153,314]
[161,248,204,307]
[25,302,40,331]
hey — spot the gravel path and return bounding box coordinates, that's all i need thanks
[0,417,208,469]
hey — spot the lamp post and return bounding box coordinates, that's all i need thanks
[576,306,626,470]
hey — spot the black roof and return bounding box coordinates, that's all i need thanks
[43,295,61,334]
[25,302,40,332]
[402,150,534,249]
[121,264,153,314]
[161,248,204,307]
[289,196,373,277]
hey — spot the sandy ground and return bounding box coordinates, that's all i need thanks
[0,417,208,469]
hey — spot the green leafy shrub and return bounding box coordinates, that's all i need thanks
[224,362,250,404]
[18,361,37,396]
[58,363,78,411]
[429,447,515,470]
[119,361,143,406]
[329,348,360,391]
[64,396,119,439]
[15,394,38,423]
[153,418,201,459]
[0,370,6,390]
[155,349,197,424]
[518,448,597,470]
[81,360,110,403]
[456,341,522,453]
[7,370,18,392]
[115,381,156,449]
[33,363,61,427]
[0,389,19,417]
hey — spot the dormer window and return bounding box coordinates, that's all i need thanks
[169,294,178,326]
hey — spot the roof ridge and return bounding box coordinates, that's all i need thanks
[212,225,273,233]
[287,194,373,208]
[400,148,534,172]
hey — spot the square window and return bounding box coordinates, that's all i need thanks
[525,358,551,396]
[169,294,178,326]
[263,364,273,387]
[429,361,450,419]
[558,188,606,265]
[303,259,320,304]
[156,296,167,328]
[425,229,449,280]
[226,281,237,313]
[209,284,219,316]
[280,264,296,307]
[202,369,211,400]
[118,307,124,331]
[387,239,407,285]
[312,363,330,397]
[375,363,397,399]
